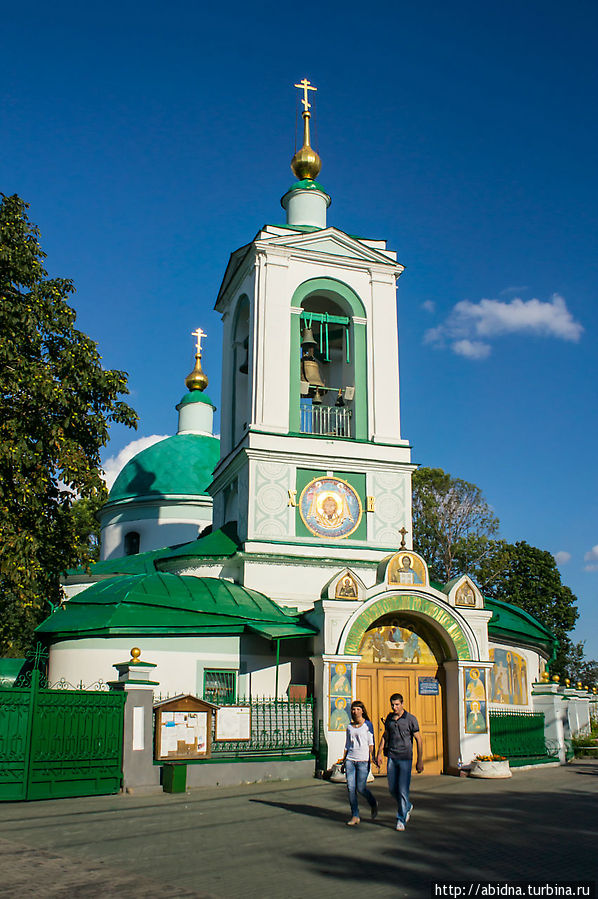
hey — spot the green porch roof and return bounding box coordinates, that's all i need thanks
[485,596,557,653]
[37,573,318,640]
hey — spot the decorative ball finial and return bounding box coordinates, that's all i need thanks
[565,677,571,687]
[291,78,322,181]
[551,674,560,683]
[577,681,583,689]
[185,327,209,392]
[130,647,141,663]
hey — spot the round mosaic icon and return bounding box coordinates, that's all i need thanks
[298,477,363,539]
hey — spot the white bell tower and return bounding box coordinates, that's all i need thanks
[210,80,415,581]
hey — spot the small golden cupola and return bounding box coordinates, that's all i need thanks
[281,78,331,229]
[185,327,209,392]
[291,78,322,181]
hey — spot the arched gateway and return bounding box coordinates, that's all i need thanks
[338,593,474,775]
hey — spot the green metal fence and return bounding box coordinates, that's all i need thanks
[489,709,558,764]
[0,669,126,801]
[210,698,314,758]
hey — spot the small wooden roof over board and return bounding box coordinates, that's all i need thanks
[153,694,220,713]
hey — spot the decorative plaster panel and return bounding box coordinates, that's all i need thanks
[252,461,292,538]
[368,470,408,544]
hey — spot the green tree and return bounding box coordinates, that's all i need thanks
[471,540,579,677]
[0,194,137,655]
[412,467,500,583]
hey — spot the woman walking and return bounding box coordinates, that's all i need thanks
[341,700,378,826]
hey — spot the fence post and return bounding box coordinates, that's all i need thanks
[532,680,567,763]
[109,647,160,791]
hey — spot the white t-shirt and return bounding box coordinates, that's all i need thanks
[344,722,374,761]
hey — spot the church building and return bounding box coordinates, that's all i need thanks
[37,80,557,775]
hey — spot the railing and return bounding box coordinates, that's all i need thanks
[489,709,557,760]
[210,697,314,757]
[300,405,352,438]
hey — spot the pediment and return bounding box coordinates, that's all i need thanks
[261,227,398,266]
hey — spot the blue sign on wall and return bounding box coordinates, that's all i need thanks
[418,676,439,695]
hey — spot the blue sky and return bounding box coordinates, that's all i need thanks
[4,1,597,658]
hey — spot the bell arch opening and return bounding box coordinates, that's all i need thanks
[289,278,367,439]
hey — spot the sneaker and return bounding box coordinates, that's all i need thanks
[371,802,378,821]
[405,804,413,823]
[396,821,405,831]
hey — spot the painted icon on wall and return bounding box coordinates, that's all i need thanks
[330,662,352,695]
[387,552,427,586]
[335,574,358,598]
[455,581,476,607]
[299,477,363,539]
[490,648,528,705]
[465,699,487,733]
[464,667,488,733]
[358,623,436,665]
[329,696,350,731]
[465,667,487,701]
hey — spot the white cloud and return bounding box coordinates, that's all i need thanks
[421,300,436,313]
[452,339,491,360]
[583,545,598,572]
[424,293,583,359]
[101,435,170,490]
[554,551,571,565]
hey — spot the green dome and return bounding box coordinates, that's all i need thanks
[109,433,220,502]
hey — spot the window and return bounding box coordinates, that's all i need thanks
[204,669,237,703]
[124,531,140,556]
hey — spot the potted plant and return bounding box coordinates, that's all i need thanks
[469,754,511,778]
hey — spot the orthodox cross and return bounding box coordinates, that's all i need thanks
[294,78,317,112]
[398,526,408,549]
[191,327,207,355]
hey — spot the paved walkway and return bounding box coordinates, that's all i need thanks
[0,760,596,898]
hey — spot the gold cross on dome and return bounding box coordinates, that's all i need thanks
[294,78,317,112]
[191,327,207,355]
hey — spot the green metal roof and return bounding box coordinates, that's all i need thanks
[485,596,557,653]
[431,580,557,654]
[176,390,215,408]
[66,524,241,578]
[108,433,220,502]
[37,573,318,640]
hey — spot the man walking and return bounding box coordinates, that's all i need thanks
[376,693,423,831]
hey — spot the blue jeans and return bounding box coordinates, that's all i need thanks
[345,759,376,819]
[387,757,412,823]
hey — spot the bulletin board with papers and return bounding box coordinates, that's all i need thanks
[215,706,252,742]
[154,696,214,760]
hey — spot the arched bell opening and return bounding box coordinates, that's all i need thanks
[290,278,368,440]
[231,295,250,447]
[355,611,450,776]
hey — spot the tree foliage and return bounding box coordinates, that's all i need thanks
[0,194,137,655]
[412,467,499,583]
[470,540,579,677]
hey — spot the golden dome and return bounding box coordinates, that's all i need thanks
[291,145,322,181]
[185,354,209,392]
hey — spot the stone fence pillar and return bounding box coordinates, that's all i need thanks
[531,680,568,764]
[110,647,160,791]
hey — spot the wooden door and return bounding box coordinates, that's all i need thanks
[356,665,444,775]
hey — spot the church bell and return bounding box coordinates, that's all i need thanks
[300,326,317,349]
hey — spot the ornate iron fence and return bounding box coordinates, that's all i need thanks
[0,667,125,801]
[210,698,314,757]
[489,709,558,761]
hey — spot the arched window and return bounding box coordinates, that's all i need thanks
[231,296,250,447]
[124,531,140,556]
